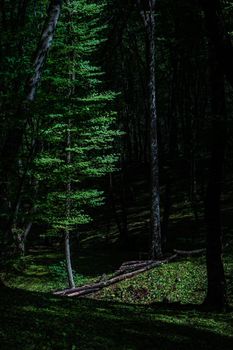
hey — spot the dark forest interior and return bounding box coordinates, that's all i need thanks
[0,0,233,349]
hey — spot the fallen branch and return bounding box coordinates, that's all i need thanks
[116,261,152,274]
[174,248,206,256]
[121,260,153,267]
[54,254,178,298]
[54,240,233,298]
[68,287,100,298]
[173,240,233,257]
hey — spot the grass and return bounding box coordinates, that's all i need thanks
[0,285,233,350]
[3,243,233,306]
[1,243,233,349]
[94,257,207,304]
[96,245,233,306]
[2,247,138,293]
[1,177,233,349]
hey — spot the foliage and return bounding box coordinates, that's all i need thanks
[48,261,91,286]
[30,0,120,236]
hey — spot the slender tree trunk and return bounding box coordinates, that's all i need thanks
[203,44,227,310]
[162,53,178,250]
[204,123,227,310]
[148,1,162,259]
[119,168,129,245]
[109,174,125,242]
[65,229,75,289]
[22,221,32,255]
[138,0,162,259]
[64,119,75,289]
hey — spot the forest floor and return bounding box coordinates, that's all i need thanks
[0,243,233,349]
[1,173,233,349]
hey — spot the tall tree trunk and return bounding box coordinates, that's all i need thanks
[21,221,33,256]
[0,0,62,237]
[138,0,162,259]
[65,229,75,289]
[162,53,178,250]
[64,119,75,289]
[108,174,126,243]
[203,44,227,310]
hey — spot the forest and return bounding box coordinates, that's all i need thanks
[0,0,233,349]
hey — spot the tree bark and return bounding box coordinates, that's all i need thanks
[203,42,227,310]
[162,53,178,250]
[64,119,75,290]
[65,230,75,290]
[138,0,162,259]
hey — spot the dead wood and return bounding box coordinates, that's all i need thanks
[54,254,178,298]
[173,248,206,256]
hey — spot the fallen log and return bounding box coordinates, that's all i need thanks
[53,287,73,295]
[121,242,231,269]
[54,240,233,298]
[173,239,233,257]
[55,254,178,298]
[68,287,100,298]
[116,261,152,273]
[173,248,206,256]
[54,281,104,296]
[121,260,153,267]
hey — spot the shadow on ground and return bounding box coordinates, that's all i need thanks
[0,286,232,350]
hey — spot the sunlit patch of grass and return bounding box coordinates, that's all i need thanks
[95,257,207,304]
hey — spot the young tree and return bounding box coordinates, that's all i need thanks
[33,0,119,288]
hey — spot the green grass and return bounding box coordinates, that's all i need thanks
[95,257,207,304]
[1,177,233,349]
[0,286,232,350]
[1,158,233,350]
[4,245,233,306]
[1,244,233,349]
[2,247,139,293]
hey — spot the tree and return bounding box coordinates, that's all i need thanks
[33,0,119,288]
[137,0,162,259]
[202,0,228,310]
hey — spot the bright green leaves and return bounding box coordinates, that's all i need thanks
[33,0,120,236]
